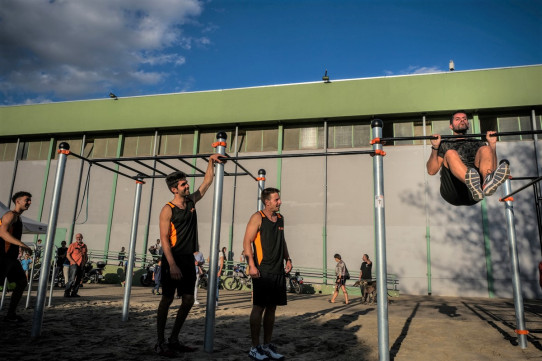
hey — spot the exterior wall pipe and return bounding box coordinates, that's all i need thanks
[371,119,390,361]
[422,115,432,295]
[204,132,227,353]
[228,126,240,261]
[323,120,328,285]
[257,169,266,211]
[142,130,159,260]
[68,135,86,245]
[501,173,528,349]
[31,142,69,338]
[122,176,144,322]
[7,138,20,204]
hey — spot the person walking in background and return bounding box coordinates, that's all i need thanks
[359,253,373,303]
[0,191,34,322]
[330,254,349,305]
[20,253,32,282]
[64,233,87,298]
[118,246,126,266]
[193,251,205,305]
[152,259,162,295]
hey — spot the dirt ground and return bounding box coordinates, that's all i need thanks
[1,284,541,360]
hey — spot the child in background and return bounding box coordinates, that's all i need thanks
[20,253,32,282]
[152,259,161,295]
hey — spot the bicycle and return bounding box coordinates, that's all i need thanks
[223,265,252,291]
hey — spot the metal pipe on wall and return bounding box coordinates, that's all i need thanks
[7,138,20,204]
[68,135,86,245]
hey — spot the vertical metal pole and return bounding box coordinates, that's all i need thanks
[371,119,390,361]
[122,177,144,322]
[0,278,7,310]
[501,175,528,349]
[204,132,226,353]
[47,247,58,306]
[31,142,70,338]
[228,126,239,262]
[257,169,266,211]
[323,120,328,285]
[68,135,86,245]
[7,138,20,204]
[531,109,540,177]
[25,244,37,308]
[422,115,432,295]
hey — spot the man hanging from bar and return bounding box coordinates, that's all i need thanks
[426,110,510,206]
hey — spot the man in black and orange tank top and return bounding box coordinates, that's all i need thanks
[243,188,291,361]
[0,191,33,323]
[154,153,224,357]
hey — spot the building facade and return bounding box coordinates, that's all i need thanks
[1,65,541,298]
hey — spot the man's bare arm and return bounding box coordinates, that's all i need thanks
[192,154,225,203]
[0,212,32,253]
[159,205,181,280]
[427,134,444,175]
[243,213,261,278]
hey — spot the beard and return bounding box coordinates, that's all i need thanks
[452,123,469,134]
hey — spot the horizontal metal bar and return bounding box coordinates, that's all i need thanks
[224,149,375,161]
[112,160,149,178]
[500,175,542,201]
[177,158,206,174]
[134,160,167,176]
[379,130,542,143]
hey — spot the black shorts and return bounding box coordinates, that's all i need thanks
[161,254,197,298]
[440,166,479,206]
[252,272,287,307]
[335,277,346,287]
[0,257,26,283]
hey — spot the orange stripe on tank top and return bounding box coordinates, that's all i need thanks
[254,231,263,265]
[169,222,178,247]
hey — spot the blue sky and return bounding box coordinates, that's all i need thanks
[0,0,540,105]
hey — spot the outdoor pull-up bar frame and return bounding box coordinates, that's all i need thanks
[373,129,542,144]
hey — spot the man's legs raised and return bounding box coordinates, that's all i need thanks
[443,150,468,182]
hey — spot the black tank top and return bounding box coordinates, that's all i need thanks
[0,212,23,260]
[166,198,198,257]
[252,211,285,274]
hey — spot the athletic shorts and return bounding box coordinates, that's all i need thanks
[440,166,479,206]
[252,272,287,307]
[0,257,26,283]
[335,277,346,287]
[161,254,197,298]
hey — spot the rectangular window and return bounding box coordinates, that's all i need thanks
[91,136,119,158]
[0,141,17,161]
[160,132,195,156]
[413,121,431,145]
[122,134,154,157]
[236,127,278,153]
[21,140,51,160]
[393,122,414,146]
[283,125,324,151]
[197,131,233,154]
[352,124,371,148]
[497,115,532,141]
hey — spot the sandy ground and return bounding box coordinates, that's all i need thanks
[1,284,541,361]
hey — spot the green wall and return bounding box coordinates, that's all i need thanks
[1,65,541,137]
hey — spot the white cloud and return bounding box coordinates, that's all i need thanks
[0,0,205,101]
[384,65,444,76]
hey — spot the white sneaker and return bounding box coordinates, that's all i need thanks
[194,300,200,305]
[248,345,269,361]
[262,343,284,360]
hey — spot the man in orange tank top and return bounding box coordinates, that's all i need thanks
[154,153,223,357]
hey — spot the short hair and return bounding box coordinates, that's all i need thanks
[261,187,280,203]
[364,253,369,259]
[165,171,187,193]
[12,191,32,204]
[334,253,341,260]
[449,110,468,124]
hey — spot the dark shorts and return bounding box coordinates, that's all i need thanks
[440,166,479,206]
[335,277,346,287]
[0,257,26,283]
[252,272,287,307]
[161,254,197,298]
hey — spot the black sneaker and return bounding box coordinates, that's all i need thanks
[154,341,176,358]
[70,293,81,298]
[465,168,483,202]
[64,292,71,298]
[483,161,510,197]
[249,345,270,360]
[167,339,197,353]
[262,343,284,360]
